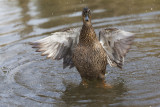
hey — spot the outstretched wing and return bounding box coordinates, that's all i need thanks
[30,28,81,69]
[99,28,135,68]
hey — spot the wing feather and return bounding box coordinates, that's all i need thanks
[99,28,135,68]
[30,28,81,68]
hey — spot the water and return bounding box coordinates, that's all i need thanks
[0,0,160,106]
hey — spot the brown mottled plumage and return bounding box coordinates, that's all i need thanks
[72,8,107,80]
[30,8,135,81]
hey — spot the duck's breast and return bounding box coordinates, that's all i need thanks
[72,42,107,77]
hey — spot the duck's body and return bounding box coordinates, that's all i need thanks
[73,23,107,80]
[31,8,135,82]
[72,9,108,80]
[73,44,107,80]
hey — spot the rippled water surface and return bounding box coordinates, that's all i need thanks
[0,0,160,107]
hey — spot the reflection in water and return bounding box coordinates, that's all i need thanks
[62,80,127,106]
[17,0,33,38]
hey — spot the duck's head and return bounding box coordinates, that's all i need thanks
[82,7,91,24]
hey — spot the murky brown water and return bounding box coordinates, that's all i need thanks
[0,0,160,106]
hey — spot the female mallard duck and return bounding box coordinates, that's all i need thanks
[31,8,134,81]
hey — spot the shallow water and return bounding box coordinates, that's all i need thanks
[0,0,160,107]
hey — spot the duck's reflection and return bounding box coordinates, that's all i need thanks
[62,80,127,106]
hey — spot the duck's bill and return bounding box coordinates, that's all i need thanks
[85,15,89,21]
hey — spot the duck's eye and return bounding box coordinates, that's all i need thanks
[82,11,86,16]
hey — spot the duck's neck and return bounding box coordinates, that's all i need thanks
[79,23,97,44]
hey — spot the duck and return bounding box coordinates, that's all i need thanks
[31,7,134,81]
